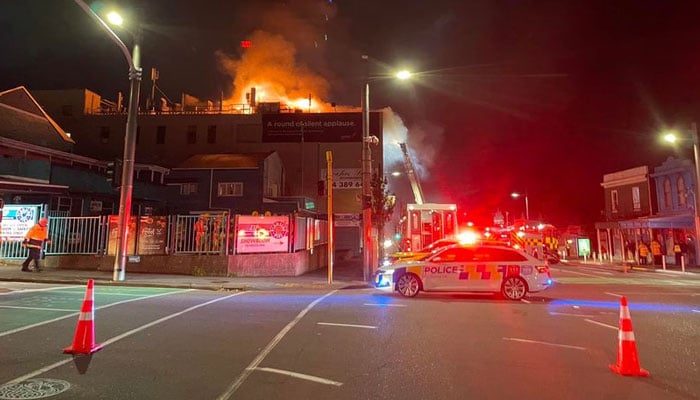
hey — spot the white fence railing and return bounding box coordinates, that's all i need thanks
[1,213,326,259]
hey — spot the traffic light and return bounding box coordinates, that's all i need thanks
[317,180,325,196]
[106,158,123,187]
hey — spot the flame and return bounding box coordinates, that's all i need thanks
[218,30,344,113]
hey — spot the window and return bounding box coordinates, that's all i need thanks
[611,190,619,213]
[136,126,141,145]
[156,126,166,144]
[50,196,72,213]
[100,127,110,144]
[473,247,528,262]
[678,177,687,207]
[632,186,641,211]
[180,183,198,195]
[664,178,672,208]
[207,125,217,144]
[218,182,243,197]
[187,125,197,144]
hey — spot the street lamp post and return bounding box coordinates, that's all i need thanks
[361,63,372,282]
[74,0,142,281]
[511,191,529,220]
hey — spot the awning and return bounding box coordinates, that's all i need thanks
[617,214,694,230]
[0,179,69,195]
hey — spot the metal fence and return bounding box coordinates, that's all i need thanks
[1,213,326,259]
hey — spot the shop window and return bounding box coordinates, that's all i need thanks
[678,177,687,207]
[632,186,641,211]
[664,178,672,208]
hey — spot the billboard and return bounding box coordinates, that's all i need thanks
[1,205,41,240]
[107,215,137,256]
[236,215,290,254]
[137,216,168,255]
[261,112,382,143]
[321,168,361,190]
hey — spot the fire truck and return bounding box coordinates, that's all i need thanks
[507,220,560,263]
[396,143,459,251]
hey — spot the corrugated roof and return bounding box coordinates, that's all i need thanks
[175,152,274,169]
[0,86,75,145]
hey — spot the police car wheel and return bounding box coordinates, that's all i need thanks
[396,274,421,297]
[501,276,527,301]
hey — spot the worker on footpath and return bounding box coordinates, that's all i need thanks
[21,217,51,272]
[650,238,663,265]
[674,240,683,265]
[638,242,649,265]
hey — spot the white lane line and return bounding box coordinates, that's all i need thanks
[0,289,192,338]
[549,312,599,317]
[0,285,83,296]
[562,270,602,277]
[0,305,77,312]
[502,337,587,351]
[217,290,338,400]
[2,292,244,386]
[584,319,618,330]
[605,292,623,297]
[253,367,342,386]
[692,310,700,313]
[317,322,376,329]
[51,290,149,297]
[520,299,531,304]
[363,303,406,307]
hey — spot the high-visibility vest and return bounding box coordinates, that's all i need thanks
[650,241,662,255]
[24,224,49,249]
[639,245,649,257]
[673,244,682,253]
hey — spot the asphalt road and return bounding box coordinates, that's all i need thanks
[1,265,699,400]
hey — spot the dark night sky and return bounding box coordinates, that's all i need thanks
[3,0,700,229]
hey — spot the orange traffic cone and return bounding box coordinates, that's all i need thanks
[63,279,103,355]
[609,296,649,376]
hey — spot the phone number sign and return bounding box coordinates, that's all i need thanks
[322,168,361,190]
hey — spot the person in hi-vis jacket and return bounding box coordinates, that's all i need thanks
[21,218,51,272]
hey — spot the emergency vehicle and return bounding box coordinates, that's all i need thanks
[375,244,553,300]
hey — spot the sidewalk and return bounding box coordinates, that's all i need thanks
[0,257,371,292]
[560,259,700,275]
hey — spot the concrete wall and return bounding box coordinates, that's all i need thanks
[46,246,327,277]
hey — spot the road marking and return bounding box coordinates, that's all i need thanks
[605,292,623,297]
[217,290,338,400]
[549,312,599,317]
[0,285,82,296]
[0,305,77,312]
[317,322,376,329]
[0,289,191,338]
[253,367,342,386]
[2,292,244,387]
[692,310,700,313]
[51,290,149,297]
[562,270,602,277]
[520,299,531,304]
[363,303,406,307]
[502,337,587,351]
[584,319,618,330]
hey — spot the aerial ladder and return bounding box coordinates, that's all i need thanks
[398,142,424,205]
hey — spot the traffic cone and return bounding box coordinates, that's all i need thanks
[63,279,103,355]
[609,296,649,376]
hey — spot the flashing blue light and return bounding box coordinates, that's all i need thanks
[546,279,553,285]
[549,299,696,313]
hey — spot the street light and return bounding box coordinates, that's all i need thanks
[662,122,700,267]
[511,191,529,220]
[74,0,142,281]
[361,56,412,281]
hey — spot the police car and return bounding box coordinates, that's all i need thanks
[374,244,553,300]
